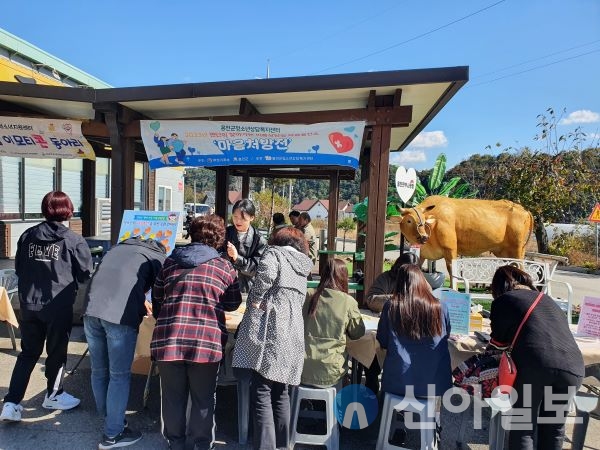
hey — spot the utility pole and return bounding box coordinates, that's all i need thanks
[288,179,293,212]
[193,180,197,213]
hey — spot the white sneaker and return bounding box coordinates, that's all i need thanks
[42,392,80,410]
[1,402,23,422]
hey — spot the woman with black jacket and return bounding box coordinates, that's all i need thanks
[489,265,584,450]
[223,199,267,293]
[1,191,92,422]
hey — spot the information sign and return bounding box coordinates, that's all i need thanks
[440,290,471,335]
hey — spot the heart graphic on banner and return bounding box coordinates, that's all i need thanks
[149,121,161,132]
[328,132,354,153]
[395,166,417,203]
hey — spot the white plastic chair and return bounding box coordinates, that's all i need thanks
[376,392,440,450]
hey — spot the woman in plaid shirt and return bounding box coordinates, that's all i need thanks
[151,215,241,450]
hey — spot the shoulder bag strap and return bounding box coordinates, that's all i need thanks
[509,291,544,351]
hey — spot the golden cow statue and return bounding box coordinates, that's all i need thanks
[397,195,533,278]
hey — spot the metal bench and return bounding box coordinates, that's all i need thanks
[451,257,574,324]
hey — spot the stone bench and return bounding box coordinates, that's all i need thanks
[451,257,574,324]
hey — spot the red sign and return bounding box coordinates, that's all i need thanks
[589,203,600,223]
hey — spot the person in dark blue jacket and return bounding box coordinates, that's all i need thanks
[1,191,92,423]
[84,236,166,449]
[376,263,452,398]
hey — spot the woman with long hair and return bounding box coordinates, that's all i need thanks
[232,227,313,450]
[376,264,452,398]
[490,265,583,450]
[302,258,365,388]
[151,215,241,450]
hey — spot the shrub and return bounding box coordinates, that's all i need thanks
[548,228,598,269]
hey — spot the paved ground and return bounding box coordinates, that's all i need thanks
[1,257,599,449]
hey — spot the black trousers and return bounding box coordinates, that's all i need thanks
[4,307,73,404]
[251,371,290,450]
[364,356,381,395]
[507,367,582,450]
[158,360,219,450]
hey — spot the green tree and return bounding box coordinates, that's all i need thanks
[336,217,355,251]
[252,188,289,229]
[485,108,598,253]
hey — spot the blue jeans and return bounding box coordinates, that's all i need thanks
[84,316,138,438]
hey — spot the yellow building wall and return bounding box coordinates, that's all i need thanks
[0,57,64,86]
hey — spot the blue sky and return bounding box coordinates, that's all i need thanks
[2,0,599,171]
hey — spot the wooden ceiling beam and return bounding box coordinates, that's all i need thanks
[82,120,109,137]
[239,97,260,115]
[122,105,412,137]
[226,167,356,181]
[0,99,47,117]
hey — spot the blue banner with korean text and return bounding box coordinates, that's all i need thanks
[140,120,365,170]
[0,116,95,160]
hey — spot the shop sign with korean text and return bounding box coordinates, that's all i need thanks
[141,120,365,170]
[0,116,95,160]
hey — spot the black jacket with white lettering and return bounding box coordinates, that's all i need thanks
[15,220,93,316]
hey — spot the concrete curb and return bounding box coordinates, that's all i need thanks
[556,266,600,275]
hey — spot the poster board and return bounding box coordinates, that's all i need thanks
[577,296,600,337]
[440,290,471,335]
[117,210,181,255]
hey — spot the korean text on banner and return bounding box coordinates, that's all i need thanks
[118,210,181,255]
[0,116,95,160]
[140,120,365,170]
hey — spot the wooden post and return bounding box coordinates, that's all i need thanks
[105,109,135,244]
[81,158,96,237]
[364,125,391,296]
[241,174,250,199]
[215,168,229,220]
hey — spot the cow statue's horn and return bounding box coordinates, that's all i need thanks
[399,207,411,215]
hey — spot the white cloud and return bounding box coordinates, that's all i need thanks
[408,131,448,148]
[390,150,426,165]
[587,132,600,142]
[559,110,600,125]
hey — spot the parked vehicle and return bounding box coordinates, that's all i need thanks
[184,203,211,218]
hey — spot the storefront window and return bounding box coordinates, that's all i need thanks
[61,159,83,217]
[24,159,56,219]
[95,157,110,199]
[134,162,145,210]
[0,157,22,220]
[157,186,172,211]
